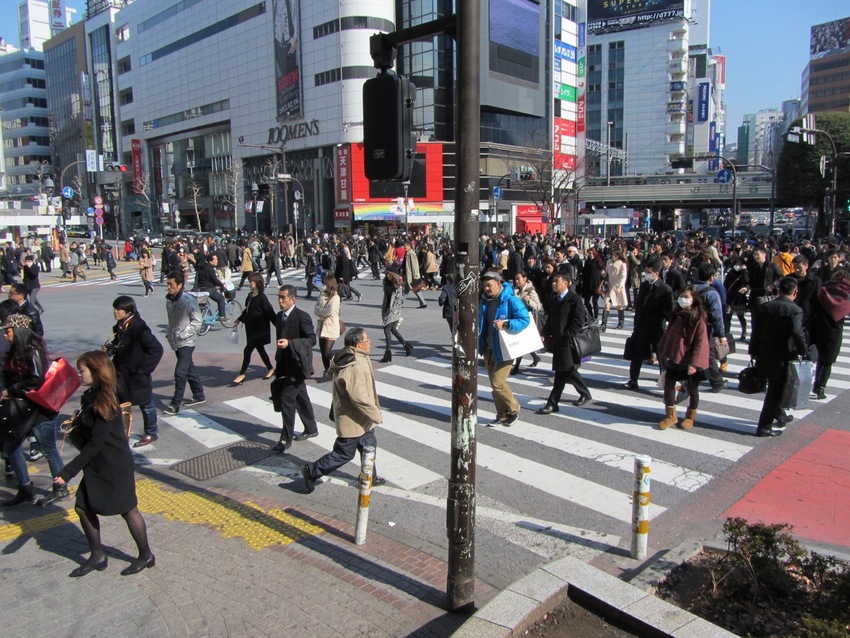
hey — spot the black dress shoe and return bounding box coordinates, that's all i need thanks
[70,557,108,578]
[121,555,155,576]
[573,395,592,407]
[535,404,559,415]
[623,380,639,391]
[271,441,289,453]
[372,476,386,487]
[294,432,318,442]
[756,428,783,438]
[775,412,794,426]
[301,465,315,494]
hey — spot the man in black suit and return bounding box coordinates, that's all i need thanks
[750,276,808,437]
[271,284,319,453]
[536,272,592,414]
[659,252,686,297]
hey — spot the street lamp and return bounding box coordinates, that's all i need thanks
[251,181,259,234]
[607,122,614,187]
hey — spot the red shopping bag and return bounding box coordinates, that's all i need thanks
[26,358,81,413]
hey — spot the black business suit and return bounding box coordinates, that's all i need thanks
[274,305,318,448]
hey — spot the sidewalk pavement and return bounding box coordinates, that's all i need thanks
[0,470,497,638]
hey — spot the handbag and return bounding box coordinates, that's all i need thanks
[411,278,425,293]
[226,326,240,344]
[121,402,133,439]
[781,360,813,410]
[738,360,766,394]
[497,322,544,360]
[715,337,730,361]
[0,397,40,440]
[572,324,603,359]
[338,318,347,334]
[755,294,778,305]
[26,358,80,414]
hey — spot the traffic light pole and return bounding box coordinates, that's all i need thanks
[367,7,479,611]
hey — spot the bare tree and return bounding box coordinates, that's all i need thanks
[222,158,243,232]
[262,156,282,231]
[30,160,52,196]
[187,180,204,232]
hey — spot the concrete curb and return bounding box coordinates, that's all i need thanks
[452,555,738,638]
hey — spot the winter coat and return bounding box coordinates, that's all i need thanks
[694,282,724,338]
[241,247,254,272]
[811,278,850,365]
[59,389,137,516]
[237,291,276,348]
[478,283,530,363]
[438,283,456,320]
[514,281,542,327]
[542,289,585,371]
[581,256,603,299]
[749,297,808,372]
[657,311,710,372]
[109,313,164,405]
[403,249,421,285]
[381,279,405,326]
[314,292,342,339]
[274,306,316,379]
[606,259,629,308]
[723,268,749,311]
[328,346,382,438]
[165,289,202,350]
[138,255,154,282]
[625,278,674,361]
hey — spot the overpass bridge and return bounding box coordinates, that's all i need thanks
[581,172,774,209]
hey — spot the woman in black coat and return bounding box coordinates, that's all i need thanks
[581,247,605,322]
[811,270,850,400]
[107,296,164,447]
[232,273,276,384]
[56,350,154,577]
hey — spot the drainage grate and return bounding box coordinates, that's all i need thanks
[169,441,275,481]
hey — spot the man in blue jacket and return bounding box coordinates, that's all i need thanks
[478,270,530,425]
[694,263,728,393]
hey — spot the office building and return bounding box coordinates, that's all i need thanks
[803,16,850,115]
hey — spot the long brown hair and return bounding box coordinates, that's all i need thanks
[323,275,338,298]
[77,350,119,420]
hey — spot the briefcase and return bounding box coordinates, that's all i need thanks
[738,361,766,394]
[572,324,602,360]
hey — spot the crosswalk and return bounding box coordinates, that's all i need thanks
[132,309,850,545]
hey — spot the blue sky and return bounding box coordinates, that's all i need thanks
[0,0,847,132]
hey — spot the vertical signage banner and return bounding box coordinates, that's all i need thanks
[274,0,303,121]
[336,145,350,203]
[51,0,65,31]
[131,139,144,194]
[697,82,709,122]
[578,22,585,47]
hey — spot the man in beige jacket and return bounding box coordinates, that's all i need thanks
[300,327,386,492]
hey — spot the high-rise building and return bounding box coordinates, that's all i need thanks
[802,16,850,115]
[736,108,786,169]
[581,0,725,177]
[15,0,77,51]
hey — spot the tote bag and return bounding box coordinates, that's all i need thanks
[26,358,80,414]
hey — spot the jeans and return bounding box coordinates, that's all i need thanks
[139,401,158,436]
[308,430,378,479]
[172,346,204,406]
[206,288,226,318]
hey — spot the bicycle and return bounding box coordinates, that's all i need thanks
[188,290,243,335]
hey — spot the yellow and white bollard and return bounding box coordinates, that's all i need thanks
[354,446,377,545]
[631,455,651,560]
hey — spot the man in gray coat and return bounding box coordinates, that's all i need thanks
[164,270,205,414]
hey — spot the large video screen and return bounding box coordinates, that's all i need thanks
[587,0,685,34]
[489,0,540,58]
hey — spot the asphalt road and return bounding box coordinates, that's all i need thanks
[25,260,850,589]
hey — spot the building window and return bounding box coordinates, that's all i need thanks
[119,88,134,105]
[117,57,131,74]
[116,24,130,42]
[315,68,341,86]
[121,120,136,136]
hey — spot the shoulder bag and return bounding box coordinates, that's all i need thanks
[738,360,766,394]
[0,397,40,440]
[26,357,80,414]
[572,324,603,360]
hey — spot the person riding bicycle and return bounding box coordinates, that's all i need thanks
[193,254,227,320]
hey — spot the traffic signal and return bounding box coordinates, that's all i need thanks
[104,163,128,172]
[363,73,416,181]
[670,157,693,169]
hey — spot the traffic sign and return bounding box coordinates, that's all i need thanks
[62,186,74,199]
[493,187,503,199]
[717,169,732,183]
[294,190,302,201]
[94,196,103,205]
[87,207,95,214]
[95,217,104,226]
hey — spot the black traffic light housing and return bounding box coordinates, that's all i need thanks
[670,157,693,170]
[363,73,417,181]
[104,163,128,172]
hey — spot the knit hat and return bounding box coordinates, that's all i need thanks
[0,313,32,330]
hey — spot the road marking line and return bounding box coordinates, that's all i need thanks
[160,410,244,448]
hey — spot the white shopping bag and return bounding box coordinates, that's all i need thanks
[497,323,544,360]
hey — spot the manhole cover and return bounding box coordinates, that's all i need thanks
[170,441,274,481]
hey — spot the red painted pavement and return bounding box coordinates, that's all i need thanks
[725,429,850,548]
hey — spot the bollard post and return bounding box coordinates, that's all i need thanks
[631,455,651,560]
[354,446,376,545]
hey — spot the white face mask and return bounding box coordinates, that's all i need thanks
[677,296,693,308]
[643,272,654,282]
[734,265,742,271]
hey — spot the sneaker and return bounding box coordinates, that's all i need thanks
[489,415,507,426]
[163,404,179,415]
[504,410,520,426]
[184,398,206,408]
[28,449,44,462]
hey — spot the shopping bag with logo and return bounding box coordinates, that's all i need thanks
[497,323,544,360]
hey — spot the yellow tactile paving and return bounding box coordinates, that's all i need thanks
[0,480,324,550]
[136,480,324,550]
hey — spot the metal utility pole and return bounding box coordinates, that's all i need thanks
[447,0,479,612]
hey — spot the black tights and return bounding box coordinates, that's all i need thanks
[814,361,832,392]
[239,344,273,375]
[583,293,600,320]
[319,337,335,372]
[663,374,700,410]
[383,321,407,352]
[75,504,152,563]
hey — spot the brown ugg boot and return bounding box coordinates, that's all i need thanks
[658,406,678,430]
[679,408,697,430]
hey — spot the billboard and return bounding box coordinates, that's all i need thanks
[810,18,850,59]
[587,0,684,34]
[50,0,65,31]
[697,82,709,122]
[273,0,303,120]
[489,0,541,57]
